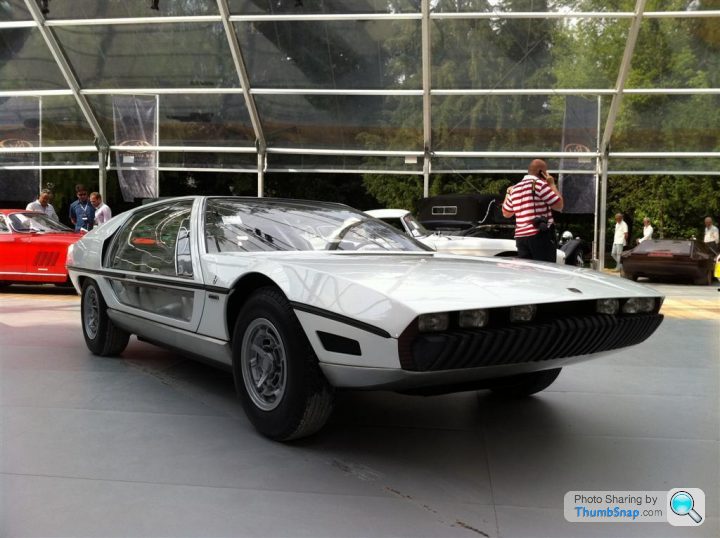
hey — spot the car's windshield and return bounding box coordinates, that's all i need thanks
[402,213,431,238]
[8,212,73,233]
[205,199,430,253]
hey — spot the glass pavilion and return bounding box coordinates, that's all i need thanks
[1,0,718,266]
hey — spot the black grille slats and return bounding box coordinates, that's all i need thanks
[407,314,663,372]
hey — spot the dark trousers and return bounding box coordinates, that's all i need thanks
[705,241,719,257]
[516,229,556,262]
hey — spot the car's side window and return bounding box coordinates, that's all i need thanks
[0,216,8,233]
[109,200,193,277]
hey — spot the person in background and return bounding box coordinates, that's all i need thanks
[637,217,653,244]
[612,213,628,272]
[502,158,563,262]
[90,192,112,226]
[704,217,719,256]
[26,188,59,221]
[68,184,95,232]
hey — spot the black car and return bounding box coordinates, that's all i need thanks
[621,239,715,285]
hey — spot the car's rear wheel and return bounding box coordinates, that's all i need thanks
[232,287,333,441]
[487,368,562,398]
[694,268,713,286]
[81,279,130,356]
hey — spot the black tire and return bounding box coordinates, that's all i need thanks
[232,287,334,441]
[694,268,713,286]
[488,368,562,398]
[81,279,130,356]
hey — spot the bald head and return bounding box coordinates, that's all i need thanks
[528,159,548,176]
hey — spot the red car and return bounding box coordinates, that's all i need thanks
[0,209,83,287]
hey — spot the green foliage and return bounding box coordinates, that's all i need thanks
[608,175,720,241]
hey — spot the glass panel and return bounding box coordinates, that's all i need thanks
[267,154,423,173]
[0,0,31,20]
[158,94,255,146]
[628,16,720,88]
[612,94,720,152]
[229,0,420,14]
[159,170,256,197]
[0,28,67,90]
[42,96,96,146]
[54,23,238,89]
[256,95,423,150]
[432,95,568,152]
[235,20,421,89]
[645,0,719,10]
[42,0,218,19]
[0,96,40,167]
[42,152,98,166]
[87,94,254,146]
[204,198,425,253]
[430,0,631,12]
[110,280,194,321]
[159,152,257,170]
[608,158,720,174]
[432,157,552,173]
[110,199,194,276]
[432,17,629,89]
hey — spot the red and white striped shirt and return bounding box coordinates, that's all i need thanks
[502,174,560,238]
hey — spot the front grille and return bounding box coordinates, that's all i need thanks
[400,313,663,372]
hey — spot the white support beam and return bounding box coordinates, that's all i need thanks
[595,0,646,271]
[600,0,646,154]
[44,16,222,26]
[421,0,432,199]
[216,0,266,192]
[230,14,421,22]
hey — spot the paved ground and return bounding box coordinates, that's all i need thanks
[0,281,718,537]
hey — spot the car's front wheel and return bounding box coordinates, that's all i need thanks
[232,287,334,441]
[81,279,130,356]
[487,368,562,398]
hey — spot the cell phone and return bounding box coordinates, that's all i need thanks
[538,170,546,178]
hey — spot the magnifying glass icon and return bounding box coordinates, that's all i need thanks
[670,491,703,524]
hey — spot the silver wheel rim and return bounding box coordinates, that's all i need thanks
[241,318,287,411]
[83,285,100,340]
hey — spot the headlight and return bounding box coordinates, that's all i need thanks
[65,243,74,266]
[622,297,656,314]
[459,309,489,328]
[509,304,537,322]
[596,298,620,315]
[418,312,449,332]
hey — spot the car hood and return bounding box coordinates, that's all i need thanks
[208,251,661,336]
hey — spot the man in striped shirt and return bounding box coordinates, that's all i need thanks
[502,159,564,262]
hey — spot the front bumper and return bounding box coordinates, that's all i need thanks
[319,312,663,390]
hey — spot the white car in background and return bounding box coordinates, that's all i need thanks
[366,209,566,264]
